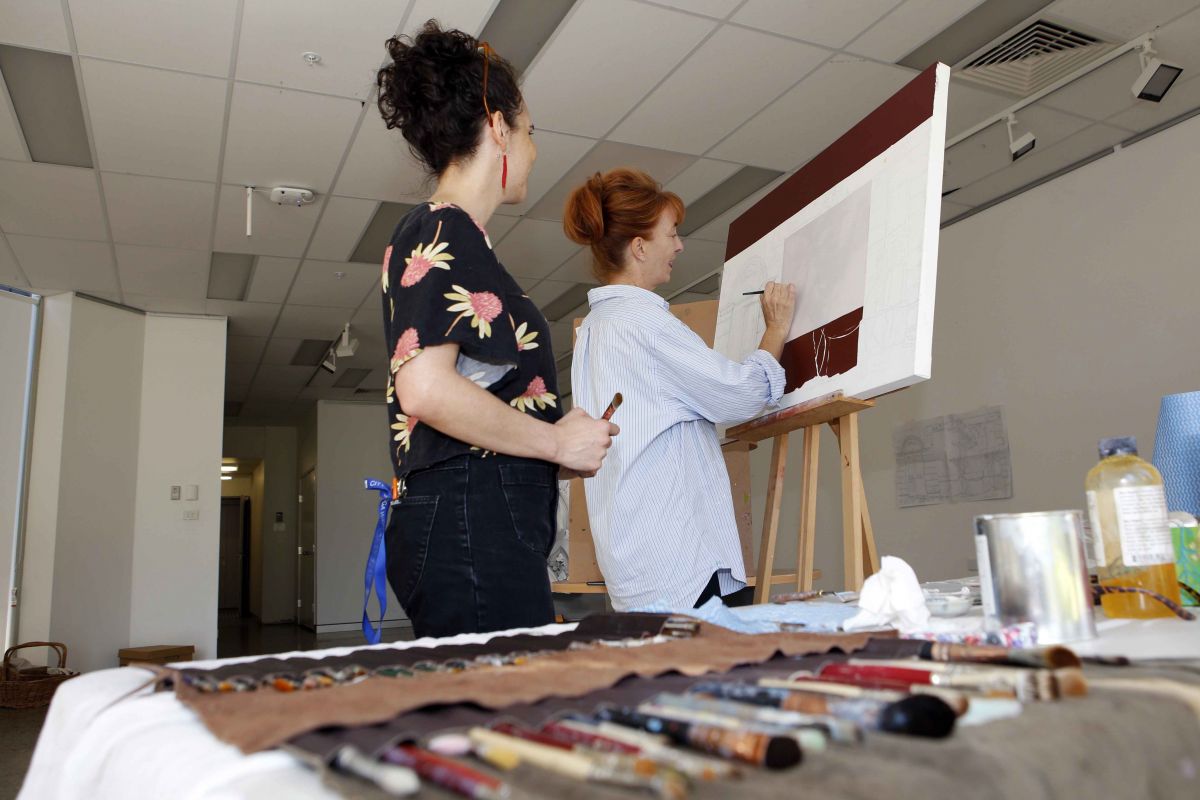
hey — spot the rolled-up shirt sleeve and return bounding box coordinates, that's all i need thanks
[653,317,786,425]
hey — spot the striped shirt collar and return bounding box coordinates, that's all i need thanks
[587,283,669,311]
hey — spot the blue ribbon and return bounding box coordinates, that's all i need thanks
[362,478,392,644]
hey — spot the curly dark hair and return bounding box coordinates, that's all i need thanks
[376,20,524,177]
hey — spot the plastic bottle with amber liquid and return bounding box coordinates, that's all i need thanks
[1085,436,1182,618]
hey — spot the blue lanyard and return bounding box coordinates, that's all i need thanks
[361,478,391,644]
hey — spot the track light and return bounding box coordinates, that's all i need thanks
[1005,114,1036,161]
[1132,40,1182,102]
[335,323,359,358]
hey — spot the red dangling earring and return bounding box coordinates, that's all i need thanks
[501,153,508,189]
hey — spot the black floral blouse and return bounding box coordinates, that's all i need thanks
[382,203,562,478]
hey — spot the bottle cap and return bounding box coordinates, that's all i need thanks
[1099,436,1138,458]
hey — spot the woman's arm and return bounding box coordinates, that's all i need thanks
[755,281,796,361]
[394,342,617,474]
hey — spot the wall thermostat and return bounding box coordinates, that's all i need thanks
[270,187,315,206]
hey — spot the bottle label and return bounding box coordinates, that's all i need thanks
[1112,485,1174,566]
[1084,490,1106,567]
[974,533,997,619]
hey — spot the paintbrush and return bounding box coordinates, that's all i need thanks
[806,662,1032,700]
[602,392,623,421]
[382,744,510,799]
[554,718,740,781]
[333,746,420,797]
[644,694,838,747]
[469,727,688,800]
[916,641,1082,670]
[831,660,1087,701]
[690,681,956,739]
[758,675,971,715]
[597,706,802,770]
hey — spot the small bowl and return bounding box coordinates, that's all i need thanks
[925,594,973,617]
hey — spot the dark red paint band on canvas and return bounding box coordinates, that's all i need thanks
[725,65,940,394]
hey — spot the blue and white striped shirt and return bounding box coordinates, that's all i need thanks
[572,285,786,611]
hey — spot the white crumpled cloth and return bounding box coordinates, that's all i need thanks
[844,556,931,633]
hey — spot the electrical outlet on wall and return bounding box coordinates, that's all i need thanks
[183,509,200,521]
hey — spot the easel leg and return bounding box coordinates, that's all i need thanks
[860,483,880,576]
[837,414,865,591]
[754,434,788,604]
[796,426,819,592]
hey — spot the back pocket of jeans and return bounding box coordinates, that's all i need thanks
[498,463,557,558]
[385,495,439,607]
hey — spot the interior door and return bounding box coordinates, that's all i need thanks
[297,469,317,628]
[218,497,243,611]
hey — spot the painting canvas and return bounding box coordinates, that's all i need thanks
[714,64,949,416]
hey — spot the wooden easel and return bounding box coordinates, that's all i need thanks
[727,391,881,602]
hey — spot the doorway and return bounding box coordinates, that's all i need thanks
[218,496,251,615]
[297,468,317,629]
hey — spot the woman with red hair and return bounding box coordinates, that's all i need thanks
[564,168,795,612]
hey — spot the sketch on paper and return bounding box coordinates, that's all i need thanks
[893,407,1011,508]
[713,64,949,421]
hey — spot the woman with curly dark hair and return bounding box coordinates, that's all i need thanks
[375,21,617,638]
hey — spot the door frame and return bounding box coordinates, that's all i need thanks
[297,468,317,630]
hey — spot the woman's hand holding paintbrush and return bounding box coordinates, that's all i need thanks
[554,396,620,479]
[745,282,796,362]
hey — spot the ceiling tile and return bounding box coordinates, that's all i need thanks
[943,101,1095,192]
[664,159,743,205]
[403,0,499,37]
[493,218,580,281]
[689,173,789,242]
[102,173,216,251]
[946,80,1018,140]
[0,235,27,286]
[236,0,404,100]
[708,59,918,169]
[203,299,281,336]
[334,116,430,202]
[525,278,577,309]
[222,82,361,193]
[1106,74,1200,130]
[611,26,829,155]
[520,0,717,137]
[81,58,226,181]
[227,335,268,364]
[0,161,107,240]
[261,336,306,365]
[941,199,973,221]
[528,140,698,220]
[1046,0,1200,41]
[274,302,354,338]
[214,184,320,257]
[733,0,902,49]
[951,122,1132,206]
[504,131,596,217]
[116,244,208,298]
[483,213,519,244]
[546,249,601,285]
[1037,53,1146,123]
[226,361,258,385]
[252,363,313,389]
[846,0,987,62]
[289,259,377,308]
[0,0,70,52]
[70,0,239,76]
[244,256,300,303]
[0,68,29,160]
[7,235,116,292]
[307,196,377,261]
[647,0,743,18]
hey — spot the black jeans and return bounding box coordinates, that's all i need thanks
[385,454,558,639]
[693,571,756,608]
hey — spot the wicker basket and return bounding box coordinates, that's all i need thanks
[1,641,77,709]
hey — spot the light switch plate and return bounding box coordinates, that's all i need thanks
[170,485,181,501]
[184,485,199,501]
[183,509,200,521]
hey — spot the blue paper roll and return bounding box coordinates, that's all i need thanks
[1152,390,1200,517]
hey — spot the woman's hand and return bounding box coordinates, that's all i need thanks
[552,407,619,476]
[758,281,796,361]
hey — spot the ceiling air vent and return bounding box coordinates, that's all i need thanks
[956,20,1117,97]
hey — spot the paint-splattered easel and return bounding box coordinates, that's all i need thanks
[728,391,880,601]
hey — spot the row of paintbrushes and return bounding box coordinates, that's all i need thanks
[328,642,1089,798]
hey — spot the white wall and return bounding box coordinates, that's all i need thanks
[752,114,1200,591]
[129,314,225,658]
[1,290,36,650]
[20,296,226,669]
[314,400,404,631]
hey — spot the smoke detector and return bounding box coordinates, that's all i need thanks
[270,187,315,206]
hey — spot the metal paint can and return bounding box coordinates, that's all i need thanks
[974,510,1096,644]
